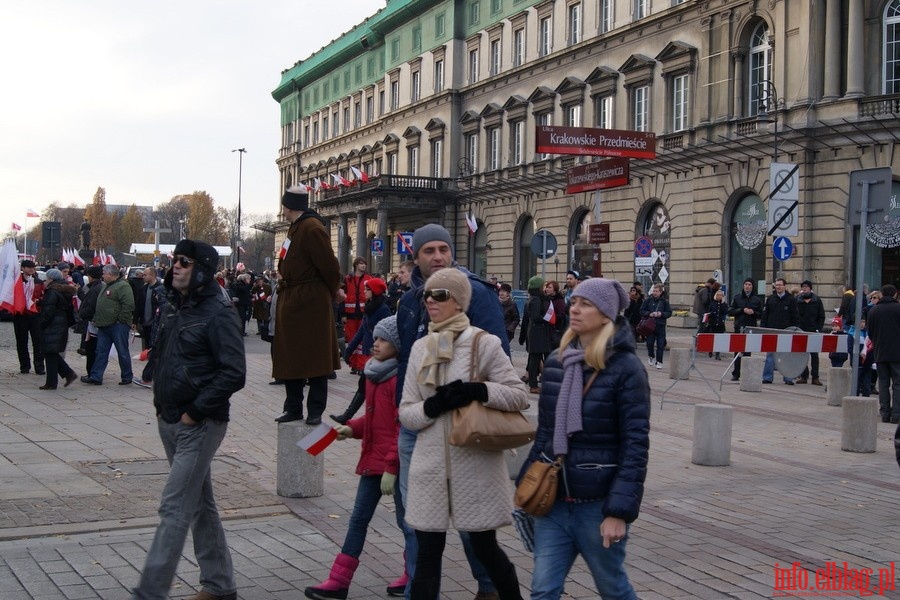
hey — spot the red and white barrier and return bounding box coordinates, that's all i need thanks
[695,333,840,354]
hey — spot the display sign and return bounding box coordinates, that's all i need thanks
[536,126,656,159]
[566,157,630,193]
[588,223,610,244]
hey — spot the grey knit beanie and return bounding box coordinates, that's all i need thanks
[412,223,453,258]
[373,315,401,352]
[45,268,64,283]
[571,278,629,321]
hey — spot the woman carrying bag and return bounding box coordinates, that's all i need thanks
[517,278,650,600]
[399,267,529,600]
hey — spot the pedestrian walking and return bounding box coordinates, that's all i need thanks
[130,239,246,600]
[81,264,134,386]
[13,259,44,375]
[518,278,649,600]
[520,276,553,393]
[640,283,671,370]
[37,268,78,390]
[305,315,408,600]
[77,265,104,376]
[867,284,900,423]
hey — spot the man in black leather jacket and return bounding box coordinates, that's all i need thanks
[728,278,763,381]
[132,240,245,600]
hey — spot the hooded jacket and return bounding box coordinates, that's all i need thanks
[152,269,246,424]
[93,276,135,327]
[39,283,75,354]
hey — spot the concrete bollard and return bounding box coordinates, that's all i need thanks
[739,356,765,393]
[841,396,878,453]
[827,367,851,407]
[506,404,539,479]
[691,404,733,466]
[276,421,325,498]
[669,348,691,380]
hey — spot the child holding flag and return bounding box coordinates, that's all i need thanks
[305,315,409,600]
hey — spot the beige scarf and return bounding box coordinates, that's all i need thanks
[417,311,471,387]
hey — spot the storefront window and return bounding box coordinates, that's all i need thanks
[729,194,766,297]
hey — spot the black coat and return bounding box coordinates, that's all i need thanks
[519,318,650,522]
[761,292,799,330]
[796,293,826,332]
[520,290,553,354]
[640,294,672,326]
[39,283,75,354]
[867,296,900,363]
[728,291,763,332]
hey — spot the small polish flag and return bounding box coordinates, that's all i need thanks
[701,312,710,324]
[71,249,85,267]
[465,212,478,234]
[26,209,40,218]
[11,222,21,231]
[278,238,291,260]
[238,246,246,254]
[350,165,369,183]
[313,178,322,191]
[296,423,338,456]
[542,302,556,325]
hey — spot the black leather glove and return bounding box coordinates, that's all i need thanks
[422,380,487,418]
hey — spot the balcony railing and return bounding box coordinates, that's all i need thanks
[859,94,900,117]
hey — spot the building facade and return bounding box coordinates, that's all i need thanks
[272,0,900,312]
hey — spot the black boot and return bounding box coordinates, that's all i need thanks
[492,563,524,600]
[330,390,365,425]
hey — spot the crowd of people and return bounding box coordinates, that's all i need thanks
[14,189,900,600]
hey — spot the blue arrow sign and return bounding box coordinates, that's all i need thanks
[773,236,793,261]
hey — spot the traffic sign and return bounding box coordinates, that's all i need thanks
[530,230,557,259]
[396,232,414,255]
[634,236,653,257]
[371,238,384,257]
[772,236,793,261]
[768,162,800,236]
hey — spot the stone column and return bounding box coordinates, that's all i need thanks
[845,0,864,98]
[732,52,745,118]
[355,211,368,261]
[823,0,841,100]
[338,214,349,275]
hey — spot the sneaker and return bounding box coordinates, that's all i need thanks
[655,362,663,370]
[648,357,655,366]
[133,378,152,389]
[784,380,794,386]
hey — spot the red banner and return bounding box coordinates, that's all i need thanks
[566,157,630,194]
[536,126,656,159]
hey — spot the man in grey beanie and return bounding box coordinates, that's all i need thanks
[394,222,509,599]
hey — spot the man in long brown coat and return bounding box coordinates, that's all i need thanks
[273,186,341,425]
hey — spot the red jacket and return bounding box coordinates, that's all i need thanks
[344,273,373,318]
[346,375,399,477]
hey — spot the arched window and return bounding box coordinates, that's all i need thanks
[884,1,900,94]
[729,194,767,296]
[569,210,595,277]
[472,223,489,279]
[748,23,772,117]
[638,203,671,289]
[515,216,536,289]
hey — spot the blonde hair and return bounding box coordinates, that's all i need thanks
[558,319,617,371]
[714,290,725,301]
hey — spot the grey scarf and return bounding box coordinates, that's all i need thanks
[553,346,586,456]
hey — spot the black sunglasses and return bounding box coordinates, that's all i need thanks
[174,255,196,268]
[424,288,453,302]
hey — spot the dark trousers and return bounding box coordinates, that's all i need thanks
[84,336,98,375]
[526,352,548,388]
[877,362,900,420]
[142,349,157,382]
[732,352,751,378]
[44,353,75,388]
[411,529,522,600]
[282,376,328,419]
[800,353,820,380]
[140,325,152,351]
[14,313,43,373]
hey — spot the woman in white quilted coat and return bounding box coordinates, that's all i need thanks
[400,267,529,600]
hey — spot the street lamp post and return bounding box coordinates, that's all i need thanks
[457,157,474,271]
[232,148,246,266]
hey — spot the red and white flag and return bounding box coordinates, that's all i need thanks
[11,222,21,231]
[331,173,350,187]
[107,253,117,266]
[350,165,369,183]
[313,178,322,191]
[0,239,26,315]
[71,249,85,267]
[92,250,101,266]
[543,302,557,325]
[278,238,291,260]
[26,208,40,218]
[465,212,478,234]
[296,423,338,456]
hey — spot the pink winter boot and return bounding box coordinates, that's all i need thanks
[304,553,359,600]
[386,568,409,597]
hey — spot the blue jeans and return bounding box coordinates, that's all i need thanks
[762,353,792,383]
[645,325,666,364]
[341,474,406,557]
[531,500,636,600]
[398,426,494,599]
[133,419,233,600]
[90,322,133,382]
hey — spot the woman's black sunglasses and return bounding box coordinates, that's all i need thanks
[424,288,453,302]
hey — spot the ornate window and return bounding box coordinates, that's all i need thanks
[748,23,772,117]
[884,1,900,93]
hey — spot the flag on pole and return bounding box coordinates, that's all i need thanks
[108,253,117,266]
[350,165,369,183]
[11,222,21,231]
[331,173,350,187]
[466,212,478,234]
[93,250,100,266]
[0,239,25,315]
[71,249,85,267]
[313,178,322,191]
[296,423,338,456]
[278,238,291,260]
[26,209,40,218]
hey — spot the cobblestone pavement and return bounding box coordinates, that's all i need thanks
[1,320,899,599]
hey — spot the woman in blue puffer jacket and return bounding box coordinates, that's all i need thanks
[517,278,650,600]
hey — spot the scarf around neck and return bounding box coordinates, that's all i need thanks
[553,345,587,456]
[365,356,398,383]
[417,311,471,387]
